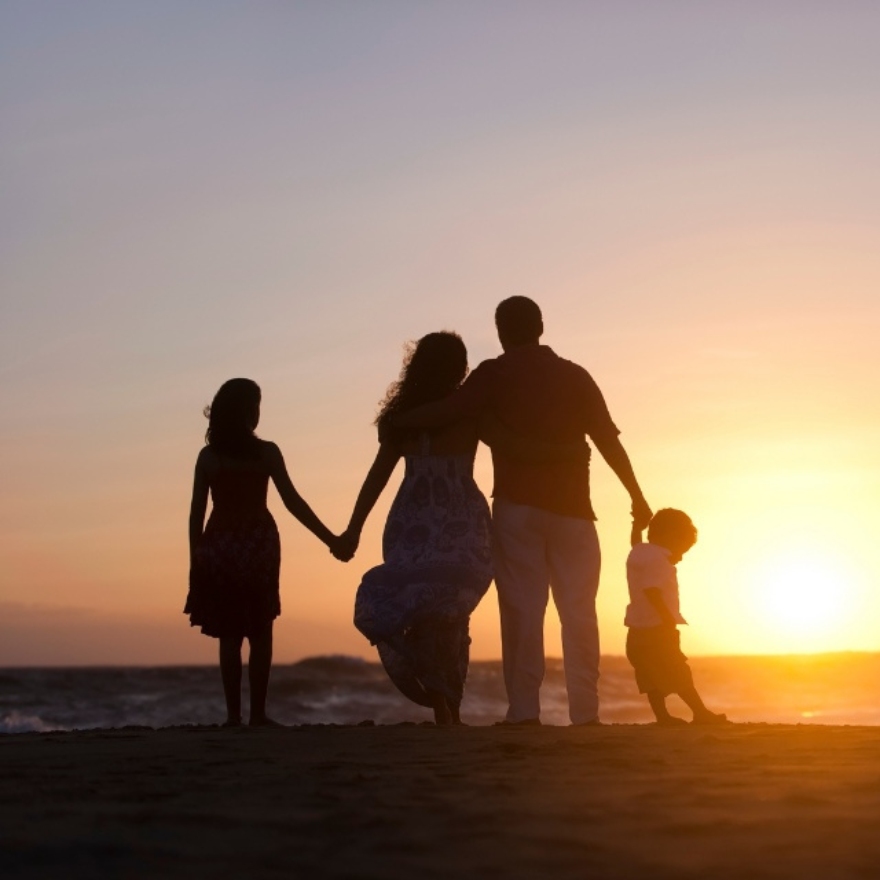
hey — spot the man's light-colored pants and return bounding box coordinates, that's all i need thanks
[492,499,601,725]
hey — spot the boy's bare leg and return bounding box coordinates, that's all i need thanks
[647,691,688,726]
[676,683,727,724]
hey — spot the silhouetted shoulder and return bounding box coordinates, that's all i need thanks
[196,445,219,473]
[258,440,283,463]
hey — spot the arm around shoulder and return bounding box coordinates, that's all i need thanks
[394,364,493,429]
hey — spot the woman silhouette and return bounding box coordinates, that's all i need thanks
[340,333,493,725]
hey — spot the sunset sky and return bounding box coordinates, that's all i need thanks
[2,2,879,666]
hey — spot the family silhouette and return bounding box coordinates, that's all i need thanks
[186,298,724,727]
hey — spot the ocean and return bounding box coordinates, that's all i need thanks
[2,653,879,733]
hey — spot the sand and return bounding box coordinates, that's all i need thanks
[1,723,879,879]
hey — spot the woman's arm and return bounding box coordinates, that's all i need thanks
[478,412,590,465]
[188,449,210,560]
[264,442,336,547]
[340,442,401,556]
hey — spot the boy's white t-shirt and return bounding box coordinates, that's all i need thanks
[624,542,688,628]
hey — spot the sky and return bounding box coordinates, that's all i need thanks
[2,1,879,665]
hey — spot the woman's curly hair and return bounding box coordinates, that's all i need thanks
[375,331,468,443]
[204,377,262,459]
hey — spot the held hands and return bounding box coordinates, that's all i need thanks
[630,496,653,544]
[328,528,359,563]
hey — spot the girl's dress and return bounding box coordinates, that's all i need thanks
[185,466,281,639]
[354,435,493,710]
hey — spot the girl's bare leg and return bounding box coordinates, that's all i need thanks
[219,637,244,725]
[248,624,280,726]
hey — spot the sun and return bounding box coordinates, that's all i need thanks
[748,551,858,649]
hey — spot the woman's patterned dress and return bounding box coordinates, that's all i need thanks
[354,439,493,709]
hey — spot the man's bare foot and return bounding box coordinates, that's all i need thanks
[691,711,728,725]
[222,717,242,728]
[249,716,285,728]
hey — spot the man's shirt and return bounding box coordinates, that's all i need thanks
[447,344,620,519]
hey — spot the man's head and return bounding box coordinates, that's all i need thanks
[647,508,698,563]
[495,296,543,351]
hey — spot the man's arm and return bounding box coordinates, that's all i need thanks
[393,395,469,429]
[590,432,652,530]
[394,362,495,429]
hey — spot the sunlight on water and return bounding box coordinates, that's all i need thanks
[2,654,880,732]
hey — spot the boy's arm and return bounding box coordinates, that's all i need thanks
[643,588,678,628]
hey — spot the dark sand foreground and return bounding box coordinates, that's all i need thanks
[2,723,879,879]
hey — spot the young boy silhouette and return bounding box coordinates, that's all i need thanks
[625,509,727,726]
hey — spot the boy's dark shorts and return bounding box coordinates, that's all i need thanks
[626,626,694,696]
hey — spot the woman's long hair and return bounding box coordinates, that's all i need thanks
[204,378,262,459]
[375,331,468,443]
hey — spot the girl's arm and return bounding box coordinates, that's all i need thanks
[188,449,210,561]
[340,442,401,556]
[264,442,336,547]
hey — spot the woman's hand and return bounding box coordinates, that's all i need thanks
[329,529,359,562]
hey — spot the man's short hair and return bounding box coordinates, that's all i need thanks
[495,296,543,345]
[647,509,698,548]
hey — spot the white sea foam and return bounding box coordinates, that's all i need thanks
[0,710,61,734]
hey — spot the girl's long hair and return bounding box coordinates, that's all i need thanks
[375,331,468,443]
[204,378,262,459]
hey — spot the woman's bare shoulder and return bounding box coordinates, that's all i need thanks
[196,445,214,468]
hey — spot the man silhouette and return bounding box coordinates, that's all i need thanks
[397,297,651,724]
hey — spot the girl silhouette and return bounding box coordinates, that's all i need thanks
[186,378,341,726]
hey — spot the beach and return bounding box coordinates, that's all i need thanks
[2,723,879,879]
